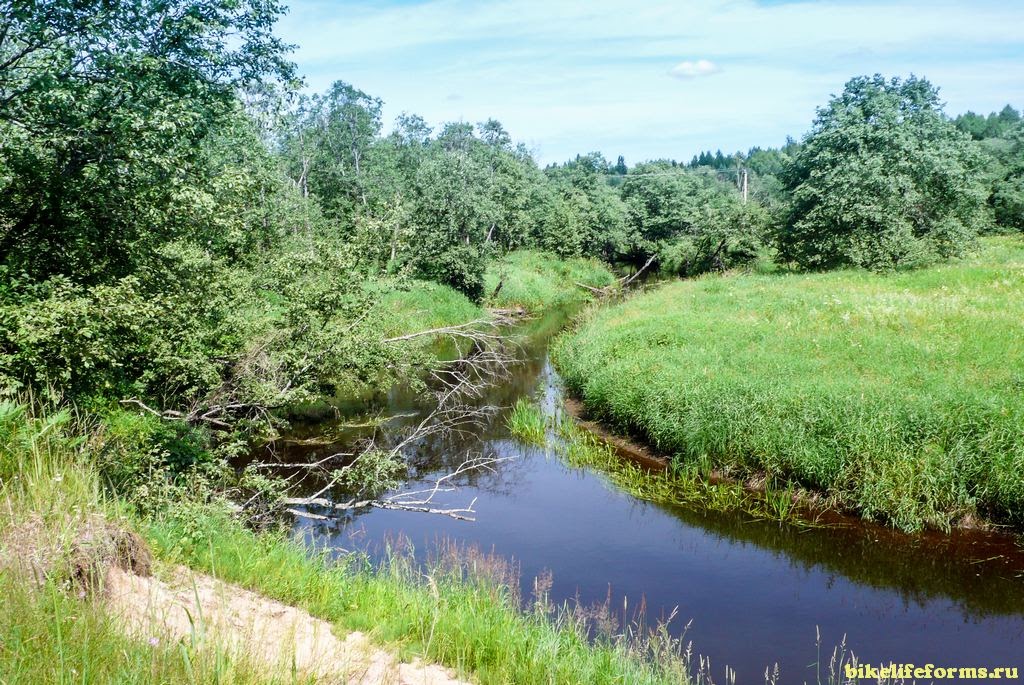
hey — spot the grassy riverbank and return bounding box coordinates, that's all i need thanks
[508,398,807,524]
[485,251,616,311]
[0,402,696,685]
[553,237,1024,532]
[1,253,696,685]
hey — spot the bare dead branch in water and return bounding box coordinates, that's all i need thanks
[118,398,272,430]
[382,309,517,344]
[253,324,521,523]
[576,254,656,298]
[283,456,512,521]
[619,254,657,287]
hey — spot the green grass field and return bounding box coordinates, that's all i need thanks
[553,237,1024,531]
[485,251,615,311]
[372,278,484,336]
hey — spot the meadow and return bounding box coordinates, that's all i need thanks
[553,237,1024,531]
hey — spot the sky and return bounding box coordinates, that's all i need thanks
[276,0,1024,165]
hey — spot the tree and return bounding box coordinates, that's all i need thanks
[992,128,1024,230]
[779,75,986,270]
[0,0,294,284]
[279,81,382,221]
[409,136,495,301]
[538,154,629,261]
[620,163,764,274]
[954,105,1024,232]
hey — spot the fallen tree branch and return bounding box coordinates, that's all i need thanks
[573,281,608,295]
[383,318,498,344]
[282,456,511,522]
[620,254,657,288]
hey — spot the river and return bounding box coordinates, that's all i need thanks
[247,309,1024,684]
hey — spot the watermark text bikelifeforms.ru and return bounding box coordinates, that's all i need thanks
[845,664,1019,680]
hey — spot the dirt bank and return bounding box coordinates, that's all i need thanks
[106,564,471,685]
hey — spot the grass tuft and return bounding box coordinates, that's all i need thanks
[506,398,547,445]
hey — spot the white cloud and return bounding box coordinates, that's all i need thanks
[669,59,721,79]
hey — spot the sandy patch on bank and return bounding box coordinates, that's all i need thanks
[105,565,470,685]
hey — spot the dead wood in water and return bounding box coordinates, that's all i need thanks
[283,456,513,522]
[575,254,657,298]
[259,323,521,523]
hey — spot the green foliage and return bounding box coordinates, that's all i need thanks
[554,237,1024,531]
[536,154,630,261]
[976,125,1024,232]
[506,398,547,445]
[95,408,222,511]
[484,251,615,310]
[620,163,767,274]
[779,75,987,270]
[278,80,383,220]
[373,279,483,336]
[954,105,1022,141]
[0,0,294,284]
[0,257,231,403]
[0,575,278,684]
[994,173,1024,230]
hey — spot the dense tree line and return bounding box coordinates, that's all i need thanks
[2,0,1022,417]
[954,105,1024,230]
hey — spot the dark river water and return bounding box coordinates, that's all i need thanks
[249,311,1024,684]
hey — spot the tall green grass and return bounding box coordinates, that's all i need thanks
[506,395,811,524]
[485,251,615,311]
[1,399,704,685]
[506,398,548,445]
[372,279,483,337]
[553,237,1024,532]
[145,506,699,685]
[0,578,283,685]
[0,401,285,685]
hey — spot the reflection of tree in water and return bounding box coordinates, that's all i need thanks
[651,498,1024,618]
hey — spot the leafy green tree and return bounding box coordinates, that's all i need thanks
[538,154,629,261]
[0,0,294,284]
[992,129,1024,230]
[955,105,1024,231]
[620,163,763,274]
[279,81,382,221]
[408,134,495,301]
[779,75,986,270]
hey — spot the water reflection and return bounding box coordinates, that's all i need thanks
[246,309,1024,682]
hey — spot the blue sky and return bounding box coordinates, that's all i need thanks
[277,0,1024,165]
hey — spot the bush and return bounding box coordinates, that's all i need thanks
[994,175,1024,230]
